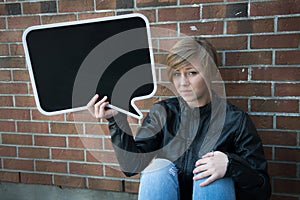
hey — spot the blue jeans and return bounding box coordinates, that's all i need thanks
[138,159,236,200]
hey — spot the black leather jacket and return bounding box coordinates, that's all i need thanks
[108,96,271,200]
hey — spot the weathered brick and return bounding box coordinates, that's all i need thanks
[88,178,122,191]
[249,115,273,129]
[276,50,300,65]
[78,12,115,20]
[0,121,15,132]
[13,70,30,81]
[0,57,26,68]
[69,163,103,176]
[134,10,156,23]
[125,181,139,193]
[277,116,300,130]
[85,123,110,135]
[18,147,49,159]
[59,0,94,12]
[3,159,34,171]
[32,110,65,121]
[8,16,40,29]
[17,121,49,133]
[227,98,248,111]
[0,96,13,107]
[206,36,248,50]
[158,7,200,22]
[2,134,32,145]
[50,122,83,134]
[180,21,223,35]
[36,160,67,173]
[0,3,21,15]
[0,31,23,43]
[15,96,35,107]
[21,173,52,185]
[54,175,86,188]
[150,24,177,38]
[52,149,84,161]
[203,3,248,19]
[86,150,118,163]
[250,0,300,16]
[137,0,176,7]
[275,83,300,96]
[258,131,297,146]
[181,0,222,4]
[23,1,57,14]
[273,178,300,195]
[226,51,272,66]
[252,67,300,81]
[219,67,248,81]
[0,44,9,55]
[42,14,77,24]
[268,162,297,177]
[0,17,6,29]
[225,83,271,97]
[251,99,299,113]
[0,171,19,183]
[227,19,274,34]
[0,108,30,120]
[0,146,16,157]
[68,137,102,149]
[34,135,66,147]
[251,34,299,49]
[278,16,300,32]
[0,70,11,81]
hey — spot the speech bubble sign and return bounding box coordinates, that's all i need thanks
[22,14,156,119]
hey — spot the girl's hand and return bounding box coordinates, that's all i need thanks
[192,151,228,186]
[87,94,118,119]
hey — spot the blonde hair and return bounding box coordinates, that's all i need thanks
[166,37,219,82]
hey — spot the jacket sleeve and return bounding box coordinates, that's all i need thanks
[107,104,165,176]
[225,113,271,200]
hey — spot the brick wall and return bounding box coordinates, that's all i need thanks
[0,0,299,199]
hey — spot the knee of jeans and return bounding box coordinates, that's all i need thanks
[142,159,177,177]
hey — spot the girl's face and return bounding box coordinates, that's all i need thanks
[172,65,211,107]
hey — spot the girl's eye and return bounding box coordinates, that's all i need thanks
[173,72,181,77]
[187,71,198,76]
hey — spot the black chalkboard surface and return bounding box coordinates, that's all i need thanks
[23,14,156,119]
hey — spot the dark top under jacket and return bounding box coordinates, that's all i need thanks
[108,95,271,200]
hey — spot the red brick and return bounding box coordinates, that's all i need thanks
[263,146,272,160]
[50,122,83,134]
[23,1,57,14]
[273,178,300,194]
[68,137,102,149]
[227,19,274,34]
[181,0,222,4]
[0,70,11,81]
[0,121,15,132]
[0,146,16,157]
[0,17,5,29]
[10,44,25,56]
[275,147,300,162]
[103,138,114,150]
[88,178,122,191]
[249,115,273,129]
[54,175,86,188]
[271,194,298,200]
[34,135,66,147]
[95,0,117,9]
[134,10,156,23]
[251,34,299,49]
[275,83,300,96]
[42,14,77,24]
[150,24,177,38]
[2,134,32,145]
[125,181,139,193]
[252,67,300,81]
[105,165,127,178]
[0,171,19,183]
[78,12,115,20]
[251,99,298,113]
[17,122,49,133]
[66,111,98,122]
[155,83,176,96]
[0,96,13,107]
[202,4,226,19]
[69,163,103,176]
[52,149,84,161]
[32,110,65,121]
[0,83,28,95]
[19,147,49,159]
[276,50,300,65]
[0,57,26,68]
[258,131,297,146]
[86,150,118,163]
[278,16,300,31]
[85,123,110,135]
[219,67,248,81]
[268,162,297,177]
[137,0,176,7]
[158,7,200,22]
[0,108,30,120]
[250,0,300,16]
[277,116,300,130]
[0,31,23,42]
[225,83,271,97]
[134,97,159,110]
[0,44,9,55]
[59,0,94,12]
[36,160,67,173]
[13,70,30,81]
[226,51,272,66]
[21,173,52,185]
[15,96,35,107]
[3,159,34,171]
[227,98,248,111]
[8,16,40,29]
[180,21,223,35]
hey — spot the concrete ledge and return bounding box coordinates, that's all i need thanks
[0,182,138,200]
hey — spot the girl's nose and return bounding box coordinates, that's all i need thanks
[180,75,189,86]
